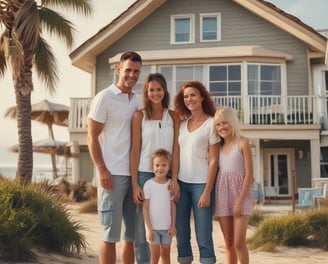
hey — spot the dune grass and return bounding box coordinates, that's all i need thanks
[0,178,88,262]
[247,208,328,251]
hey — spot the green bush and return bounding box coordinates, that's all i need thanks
[248,214,309,251]
[248,210,328,251]
[305,209,328,249]
[0,178,87,262]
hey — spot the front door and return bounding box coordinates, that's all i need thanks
[264,148,295,197]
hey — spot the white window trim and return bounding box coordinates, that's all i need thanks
[200,13,221,42]
[170,14,195,44]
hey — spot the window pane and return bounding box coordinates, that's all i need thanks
[248,65,258,80]
[325,71,328,92]
[134,66,151,94]
[210,82,227,96]
[229,65,241,80]
[248,80,258,95]
[203,17,217,40]
[194,66,203,81]
[175,18,190,42]
[177,67,193,80]
[209,65,241,96]
[159,66,173,95]
[229,82,241,95]
[210,66,226,81]
[261,65,281,80]
[175,66,204,92]
[247,64,281,96]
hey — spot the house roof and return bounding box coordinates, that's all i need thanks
[69,0,327,73]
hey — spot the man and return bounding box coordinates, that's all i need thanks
[87,51,142,264]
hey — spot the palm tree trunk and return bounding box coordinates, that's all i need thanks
[14,86,33,185]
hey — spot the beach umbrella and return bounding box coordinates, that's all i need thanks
[9,139,73,178]
[5,99,70,139]
[9,138,70,156]
[5,99,70,178]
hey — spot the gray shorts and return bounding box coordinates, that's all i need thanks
[98,175,135,243]
[150,230,172,245]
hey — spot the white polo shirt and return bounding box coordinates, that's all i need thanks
[88,84,141,176]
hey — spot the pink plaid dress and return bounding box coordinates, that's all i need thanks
[214,143,253,216]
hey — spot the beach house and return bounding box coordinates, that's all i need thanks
[68,0,328,202]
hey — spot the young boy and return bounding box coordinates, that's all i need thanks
[142,148,176,264]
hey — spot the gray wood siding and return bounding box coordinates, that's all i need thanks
[95,0,309,95]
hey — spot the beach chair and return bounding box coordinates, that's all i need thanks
[264,186,278,203]
[314,184,327,209]
[295,187,323,210]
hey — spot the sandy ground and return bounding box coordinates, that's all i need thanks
[6,203,328,264]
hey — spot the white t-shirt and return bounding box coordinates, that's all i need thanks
[139,108,174,172]
[143,178,172,230]
[88,84,141,176]
[178,117,220,183]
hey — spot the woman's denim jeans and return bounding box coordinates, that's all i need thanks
[176,180,216,264]
[134,171,153,264]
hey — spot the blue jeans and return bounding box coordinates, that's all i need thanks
[135,171,153,264]
[176,180,216,264]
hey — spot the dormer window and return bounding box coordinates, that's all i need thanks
[170,14,195,44]
[200,13,221,42]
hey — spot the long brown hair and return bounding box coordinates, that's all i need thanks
[174,80,216,120]
[142,73,170,119]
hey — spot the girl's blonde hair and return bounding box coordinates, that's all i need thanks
[214,107,241,144]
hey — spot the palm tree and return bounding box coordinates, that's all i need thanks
[0,0,92,185]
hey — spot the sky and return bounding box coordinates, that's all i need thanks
[0,0,327,166]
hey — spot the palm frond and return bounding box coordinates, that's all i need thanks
[42,0,93,16]
[39,8,74,48]
[34,37,59,94]
[15,0,40,52]
[0,34,8,76]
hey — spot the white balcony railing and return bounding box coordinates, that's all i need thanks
[69,95,322,131]
[69,97,92,131]
[214,95,319,125]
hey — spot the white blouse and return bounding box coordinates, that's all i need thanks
[138,108,174,172]
[178,117,220,183]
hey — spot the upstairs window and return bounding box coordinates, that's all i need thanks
[170,14,194,44]
[200,13,221,42]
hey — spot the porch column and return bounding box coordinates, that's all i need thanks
[250,138,262,202]
[70,141,80,184]
[310,139,321,182]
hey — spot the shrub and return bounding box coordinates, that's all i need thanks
[319,196,328,209]
[0,178,87,262]
[69,180,97,202]
[249,209,265,227]
[305,209,328,249]
[247,214,309,251]
[79,198,98,214]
